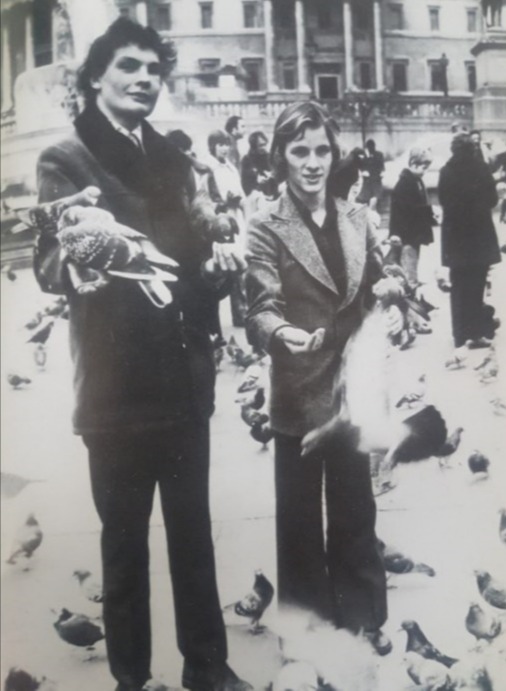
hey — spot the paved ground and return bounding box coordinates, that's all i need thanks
[1,223,506,690]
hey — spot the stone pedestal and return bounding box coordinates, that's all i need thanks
[471,29,506,138]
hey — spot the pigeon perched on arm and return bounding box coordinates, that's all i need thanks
[465,602,502,643]
[225,570,274,633]
[475,570,506,609]
[53,608,104,648]
[6,514,43,565]
[401,620,458,668]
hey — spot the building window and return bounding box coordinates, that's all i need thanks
[242,58,264,91]
[243,1,263,28]
[428,60,445,91]
[429,7,440,31]
[391,61,408,92]
[154,3,172,30]
[281,62,297,90]
[467,8,478,32]
[359,62,373,90]
[198,58,220,87]
[388,4,404,30]
[354,3,370,31]
[316,75,339,100]
[275,0,295,29]
[316,0,332,29]
[466,62,477,91]
[200,2,213,29]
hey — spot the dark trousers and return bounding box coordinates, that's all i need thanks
[449,265,488,347]
[274,432,387,632]
[84,421,227,689]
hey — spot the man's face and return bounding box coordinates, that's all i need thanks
[255,137,268,154]
[92,44,162,127]
[471,132,481,146]
[233,119,246,140]
[284,126,332,199]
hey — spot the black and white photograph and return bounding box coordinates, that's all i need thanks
[1,1,506,689]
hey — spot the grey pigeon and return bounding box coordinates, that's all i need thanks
[436,427,464,468]
[467,451,490,476]
[475,570,506,609]
[499,508,506,544]
[7,373,31,390]
[6,514,43,565]
[53,608,104,648]
[225,570,274,633]
[401,620,458,668]
[404,652,452,691]
[73,570,103,604]
[379,540,435,577]
[1,472,44,499]
[465,602,502,643]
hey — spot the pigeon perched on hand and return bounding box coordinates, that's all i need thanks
[225,570,274,633]
[73,570,103,604]
[6,514,43,565]
[53,608,104,648]
[467,451,490,476]
[401,620,458,668]
[465,602,502,643]
[436,427,464,468]
[1,472,44,499]
[475,570,506,609]
[7,373,31,390]
[404,651,452,691]
[378,540,435,577]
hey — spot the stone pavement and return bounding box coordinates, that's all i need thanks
[1,223,506,690]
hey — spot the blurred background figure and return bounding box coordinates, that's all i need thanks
[165,128,211,190]
[329,146,366,201]
[241,130,279,216]
[438,133,501,350]
[357,139,385,211]
[207,129,247,327]
[225,115,247,170]
[389,147,436,289]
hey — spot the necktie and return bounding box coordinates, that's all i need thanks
[128,131,144,153]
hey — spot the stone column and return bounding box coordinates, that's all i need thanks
[295,0,310,91]
[373,0,384,89]
[343,0,353,89]
[136,2,148,26]
[263,0,277,91]
[1,23,13,110]
[25,12,35,71]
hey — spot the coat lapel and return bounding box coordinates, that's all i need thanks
[262,192,368,303]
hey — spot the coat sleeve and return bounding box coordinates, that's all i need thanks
[34,145,79,295]
[365,215,384,287]
[245,217,292,353]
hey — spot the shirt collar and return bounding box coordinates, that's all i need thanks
[97,103,144,148]
[287,186,336,229]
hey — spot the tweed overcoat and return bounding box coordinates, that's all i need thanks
[245,191,382,436]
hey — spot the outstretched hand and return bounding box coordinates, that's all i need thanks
[276,326,326,354]
[203,241,246,277]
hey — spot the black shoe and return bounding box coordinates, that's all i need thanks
[364,629,393,656]
[182,661,253,691]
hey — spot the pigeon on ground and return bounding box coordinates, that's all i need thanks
[73,570,103,604]
[226,335,239,360]
[401,620,459,668]
[475,348,499,384]
[236,386,265,411]
[448,658,494,691]
[6,514,43,565]
[233,347,260,370]
[490,397,506,416]
[499,508,506,544]
[404,651,452,690]
[7,373,31,390]
[4,265,17,281]
[250,421,274,449]
[142,680,170,691]
[383,236,403,268]
[43,297,67,318]
[436,276,451,293]
[378,540,435,577]
[33,344,47,370]
[226,570,274,633]
[465,602,502,643]
[445,350,467,370]
[3,667,56,691]
[237,365,263,393]
[240,405,269,429]
[213,344,224,372]
[467,451,490,476]
[26,319,54,346]
[436,427,464,468]
[1,472,44,499]
[24,313,43,330]
[53,608,104,648]
[475,570,506,609]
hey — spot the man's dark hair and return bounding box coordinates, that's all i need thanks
[225,115,243,135]
[469,129,481,138]
[166,129,193,153]
[365,139,376,152]
[248,130,268,151]
[451,132,474,157]
[77,17,176,106]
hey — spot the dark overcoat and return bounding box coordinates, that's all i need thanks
[389,168,435,246]
[438,153,501,268]
[35,106,224,434]
[245,191,382,436]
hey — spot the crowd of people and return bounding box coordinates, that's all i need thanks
[27,16,504,691]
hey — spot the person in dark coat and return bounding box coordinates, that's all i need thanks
[357,139,384,210]
[240,130,278,202]
[34,19,251,691]
[389,147,436,288]
[246,102,397,657]
[438,133,501,349]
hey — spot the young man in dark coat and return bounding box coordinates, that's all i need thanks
[34,18,251,691]
[438,133,501,349]
[389,147,436,289]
